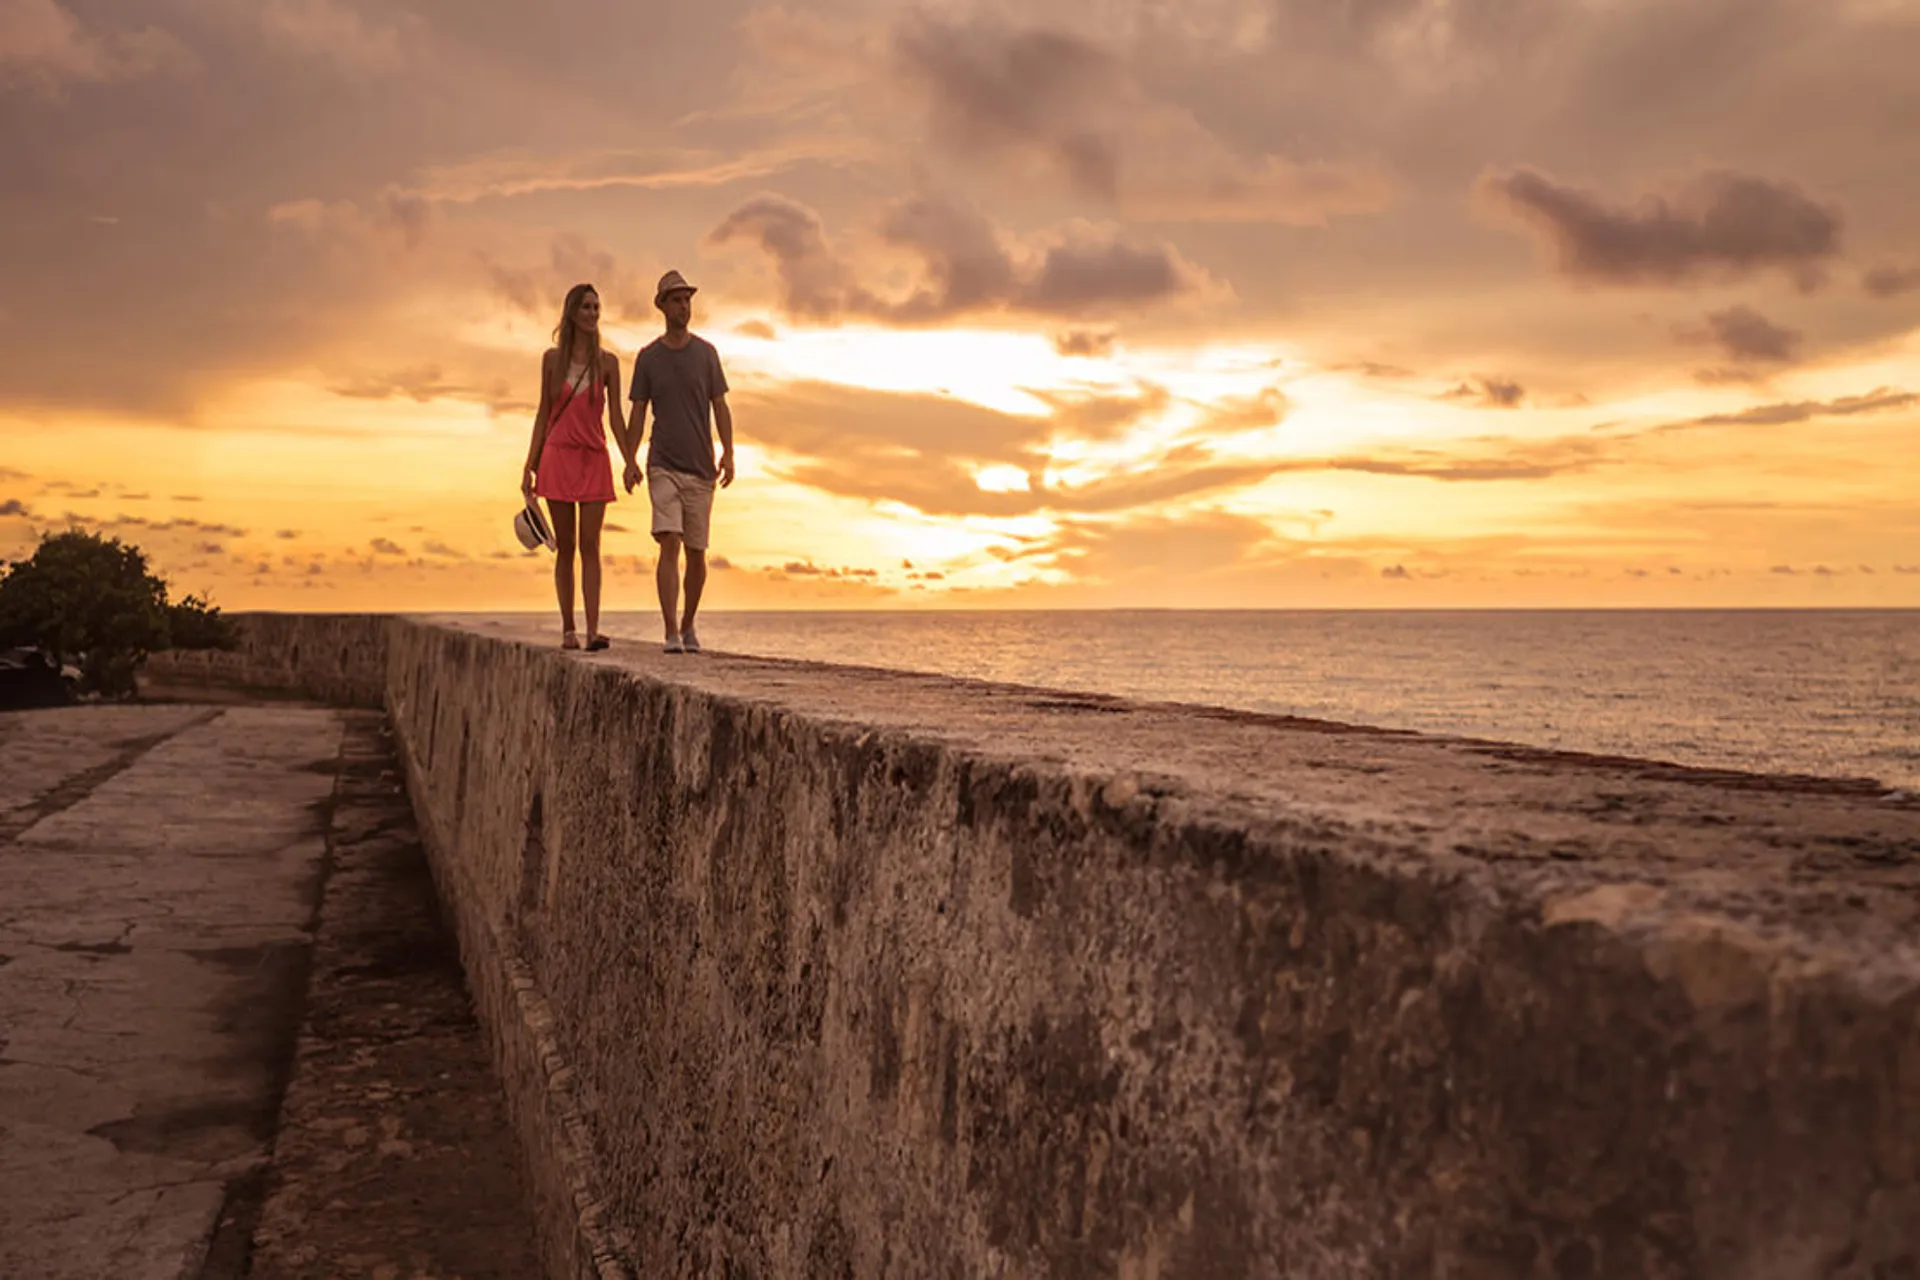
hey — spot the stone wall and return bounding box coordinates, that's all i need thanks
[143,612,391,708]
[188,615,1920,1278]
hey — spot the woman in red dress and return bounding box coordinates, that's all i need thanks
[521,283,629,650]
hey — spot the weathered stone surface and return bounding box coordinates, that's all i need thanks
[244,711,542,1280]
[163,614,1920,1278]
[0,706,340,1280]
[143,612,391,708]
[1,698,545,1279]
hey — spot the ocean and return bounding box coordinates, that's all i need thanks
[597,609,1920,791]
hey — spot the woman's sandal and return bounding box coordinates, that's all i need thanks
[584,634,611,652]
[561,630,581,650]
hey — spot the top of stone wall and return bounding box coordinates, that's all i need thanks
[420,613,1920,992]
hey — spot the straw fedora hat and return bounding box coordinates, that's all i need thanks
[513,497,555,552]
[654,269,698,308]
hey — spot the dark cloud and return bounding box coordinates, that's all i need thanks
[0,2,193,89]
[1480,168,1843,288]
[1052,329,1116,358]
[1259,435,1612,484]
[1863,265,1920,298]
[1675,387,1916,430]
[328,365,533,416]
[743,378,1282,517]
[1339,362,1418,381]
[11,0,1920,450]
[1264,0,1563,56]
[89,513,248,538]
[485,233,653,321]
[1027,382,1170,440]
[1675,305,1803,365]
[1314,455,1583,483]
[1200,386,1290,432]
[892,19,1124,200]
[707,192,1214,323]
[1036,509,1280,580]
[276,529,300,538]
[0,0,748,415]
[738,379,1046,466]
[1442,377,1525,408]
[782,445,1279,518]
[744,375,1634,519]
[1381,564,1411,580]
[705,196,871,321]
[0,498,33,517]
[874,192,1024,319]
[421,540,466,559]
[268,188,435,250]
[196,541,224,554]
[1019,233,1207,315]
[369,537,406,556]
[888,16,1392,224]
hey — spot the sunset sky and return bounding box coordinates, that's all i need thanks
[4,0,1919,610]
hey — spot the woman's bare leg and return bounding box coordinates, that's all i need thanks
[550,501,578,640]
[579,501,606,638]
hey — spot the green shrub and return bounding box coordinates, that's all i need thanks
[168,593,240,652]
[0,528,235,698]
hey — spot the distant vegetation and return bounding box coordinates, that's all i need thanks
[0,528,239,698]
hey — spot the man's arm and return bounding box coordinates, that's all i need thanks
[713,393,735,488]
[711,346,735,488]
[623,396,648,492]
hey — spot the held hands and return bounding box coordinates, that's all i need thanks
[719,448,735,489]
[622,460,642,493]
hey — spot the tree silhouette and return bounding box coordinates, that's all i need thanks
[0,528,236,697]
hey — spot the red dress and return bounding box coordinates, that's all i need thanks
[534,367,616,503]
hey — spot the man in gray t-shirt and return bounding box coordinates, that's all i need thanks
[621,268,735,654]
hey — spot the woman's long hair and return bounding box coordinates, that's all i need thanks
[552,282,600,397]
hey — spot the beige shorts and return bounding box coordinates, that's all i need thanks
[647,467,716,551]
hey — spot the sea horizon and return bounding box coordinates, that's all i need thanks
[449,608,1920,792]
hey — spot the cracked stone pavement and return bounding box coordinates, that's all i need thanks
[0,704,342,1280]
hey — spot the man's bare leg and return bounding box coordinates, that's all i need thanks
[681,549,707,636]
[655,533,682,641]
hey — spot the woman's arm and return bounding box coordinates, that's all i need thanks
[521,349,555,497]
[605,351,632,466]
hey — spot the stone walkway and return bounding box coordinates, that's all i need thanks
[0,704,541,1279]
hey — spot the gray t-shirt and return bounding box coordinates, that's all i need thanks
[630,335,728,480]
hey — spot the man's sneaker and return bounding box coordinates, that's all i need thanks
[664,635,684,654]
[681,627,702,653]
